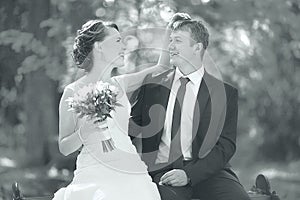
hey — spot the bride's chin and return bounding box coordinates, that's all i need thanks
[116,64,125,69]
[114,61,125,68]
[110,59,124,69]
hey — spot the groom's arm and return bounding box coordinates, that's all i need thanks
[183,86,238,186]
[128,75,150,152]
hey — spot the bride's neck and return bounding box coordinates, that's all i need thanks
[84,59,112,83]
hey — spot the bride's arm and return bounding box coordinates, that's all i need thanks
[116,13,192,93]
[58,87,82,156]
[117,13,191,93]
[116,28,171,93]
[156,13,191,68]
[157,27,171,69]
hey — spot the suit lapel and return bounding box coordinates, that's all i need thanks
[158,70,175,108]
[192,72,211,158]
[156,70,176,144]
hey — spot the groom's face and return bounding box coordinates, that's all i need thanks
[169,30,197,73]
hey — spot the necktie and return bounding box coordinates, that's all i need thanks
[169,77,189,168]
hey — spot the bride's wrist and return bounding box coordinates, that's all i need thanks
[75,126,85,141]
[97,120,108,130]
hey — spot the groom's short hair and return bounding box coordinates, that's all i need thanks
[173,20,209,50]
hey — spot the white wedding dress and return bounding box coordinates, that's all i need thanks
[53,77,161,200]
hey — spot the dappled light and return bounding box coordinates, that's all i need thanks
[0,158,16,168]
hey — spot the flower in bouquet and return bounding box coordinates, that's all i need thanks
[66,81,122,152]
[66,81,121,123]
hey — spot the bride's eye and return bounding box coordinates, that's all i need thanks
[116,38,121,42]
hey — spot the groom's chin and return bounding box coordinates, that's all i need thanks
[170,60,180,70]
[170,59,178,68]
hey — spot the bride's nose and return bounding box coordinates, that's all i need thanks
[121,43,126,52]
[169,42,175,51]
[120,40,124,48]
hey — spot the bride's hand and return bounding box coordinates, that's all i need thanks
[78,117,108,140]
[158,13,191,70]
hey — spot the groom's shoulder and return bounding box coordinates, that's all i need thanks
[145,68,174,82]
[205,72,238,95]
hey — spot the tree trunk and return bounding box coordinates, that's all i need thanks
[23,0,58,166]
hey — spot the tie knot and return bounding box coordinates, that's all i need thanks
[179,77,189,86]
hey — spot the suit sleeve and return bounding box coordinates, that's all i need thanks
[128,75,150,151]
[183,88,238,186]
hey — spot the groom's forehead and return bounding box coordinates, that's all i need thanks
[170,30,192,40]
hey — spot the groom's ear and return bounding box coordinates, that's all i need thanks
[193,43,203,55]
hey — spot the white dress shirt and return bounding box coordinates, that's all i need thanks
[155,66,205,164]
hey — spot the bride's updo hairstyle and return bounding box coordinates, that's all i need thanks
[72,19,119,72]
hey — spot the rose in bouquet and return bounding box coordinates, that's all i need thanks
[66,81,121,152]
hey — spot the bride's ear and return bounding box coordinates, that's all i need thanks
[94,41,102,53]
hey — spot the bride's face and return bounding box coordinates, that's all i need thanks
[98,28,125,67]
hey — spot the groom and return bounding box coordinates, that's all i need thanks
[129,13,250,200]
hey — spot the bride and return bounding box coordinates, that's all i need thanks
[53,20,169,200]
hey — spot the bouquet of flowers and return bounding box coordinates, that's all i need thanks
[66,81,121,152]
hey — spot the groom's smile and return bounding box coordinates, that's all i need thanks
[170,51,179,57]
[168,30,202,75]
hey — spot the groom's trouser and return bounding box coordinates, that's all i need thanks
[150,162,250,200]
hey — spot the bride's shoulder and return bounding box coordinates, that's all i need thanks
[61,82,79,100]
[62,83,76,95]
[110,76,126,98]
[111,74,123,83]
[64,78,86,93]
[110,75,124,89]
[60,83,73,101]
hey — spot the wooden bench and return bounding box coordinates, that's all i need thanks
[12,174,280,200]
[12,182,53,200]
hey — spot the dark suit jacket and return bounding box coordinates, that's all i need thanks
[129,69,238,186]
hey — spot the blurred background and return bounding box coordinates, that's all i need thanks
[0,0,299,199]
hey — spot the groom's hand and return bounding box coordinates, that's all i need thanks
[160,169,189,187]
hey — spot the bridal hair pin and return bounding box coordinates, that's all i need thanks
[77,20,103,35]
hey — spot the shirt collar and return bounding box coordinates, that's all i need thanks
[175,66,205,85]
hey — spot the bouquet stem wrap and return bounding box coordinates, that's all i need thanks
[97,122,116,152]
